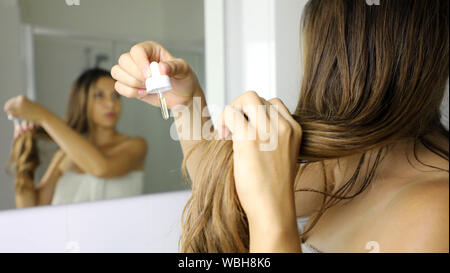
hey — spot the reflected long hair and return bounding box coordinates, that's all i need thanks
[7,68,111,193]
[180,0,449,252]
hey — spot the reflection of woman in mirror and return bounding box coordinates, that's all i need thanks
[4,69,147,208]
[111,0,448,253]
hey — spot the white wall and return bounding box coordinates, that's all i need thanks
[19,0,204,49]
[204,0,226,125]
[0,190,190,252]
[224,0,277,104]
[223,0,449,121]
[222,0,307,113]
[0,0,24,210]
[274,0,307,112]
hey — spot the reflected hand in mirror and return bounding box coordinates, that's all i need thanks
[13,120,41,139]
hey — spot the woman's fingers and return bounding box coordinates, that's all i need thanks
[15,120,29,138]
[13,120,20,138]
[268,98,302,136]
[21,120,28,131]
[130,43,154,78]
[113,41,192,98]
[128,41,191,79]
[117,53,146,83]
[220,105,252,142]
[112,41,195,109]
[114,81,145,99]
[29,122,39,130]
[111,64,145,90]
[267,98,292,122]
[160,58,191,79]
[217,92,301,148]
[129,41,170,78]
[218,91,264,140]
[4,97,16,116]
[14,120,40,138]
[229,91,264,127]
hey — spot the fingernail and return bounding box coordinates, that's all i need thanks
[138,89,147,97]
[219,126,230,140]
[224,127,230,139]
[160,62,169,75]
[218,126,225,139]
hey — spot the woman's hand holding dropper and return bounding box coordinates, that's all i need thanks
[111,41,210,181]
[111,41,204,109]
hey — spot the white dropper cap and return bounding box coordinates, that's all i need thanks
[145,62,172,94]
[144,62,171,120]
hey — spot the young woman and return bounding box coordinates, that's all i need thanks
[110,0,448,253]
[4,68,147,208]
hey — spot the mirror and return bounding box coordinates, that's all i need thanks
[0,0,206,211]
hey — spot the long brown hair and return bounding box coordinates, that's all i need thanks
[180,0,449,252]
[7,68,112,193]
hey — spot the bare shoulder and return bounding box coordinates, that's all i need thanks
[125,136,147,147]
[123,136,148,156]
[390,175,449,212]
[379,175,449,252]
[114,135,148,152]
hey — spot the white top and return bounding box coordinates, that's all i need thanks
[297,217,322,253]
[51,170,144,206]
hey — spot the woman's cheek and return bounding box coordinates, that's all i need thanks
[92,102,103,123]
